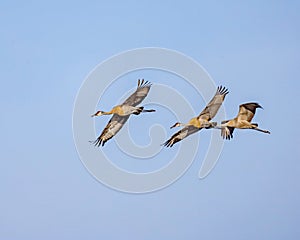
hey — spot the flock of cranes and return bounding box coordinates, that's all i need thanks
[91,79,270,147]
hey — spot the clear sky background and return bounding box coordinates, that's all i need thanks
[1,1,300,239]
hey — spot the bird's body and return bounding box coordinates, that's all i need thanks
[91,79,155,146]
[219,102,270,140]
[187,117,202,128]
[163,86,228,147]
[95,105,147,116]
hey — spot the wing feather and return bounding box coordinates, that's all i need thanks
[221,126,235,140]
[92,114,129,146]
[198,86,228,121]
[122,79,152,106]
[163,125,201,147]
[237,102,261,122]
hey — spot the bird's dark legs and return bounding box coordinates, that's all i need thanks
[142,109,156,113]
[253,127,271,134]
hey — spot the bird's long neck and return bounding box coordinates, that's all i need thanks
[102,110,114,115]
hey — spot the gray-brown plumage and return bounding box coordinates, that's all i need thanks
[219,102,270,140]
[163,86,229,147]
[91,79,155,146]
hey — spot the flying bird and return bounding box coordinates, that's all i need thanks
[91,79,155,146]
[218,102,270,140]
[163,86,229,147]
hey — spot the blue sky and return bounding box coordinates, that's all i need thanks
[1,1,300,239]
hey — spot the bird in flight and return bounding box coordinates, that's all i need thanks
[91,79,155,146]
[218,102,270,140]
[163,86,229,147]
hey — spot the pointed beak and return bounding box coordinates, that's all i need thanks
[91,113,97,117]
[170,123,178,129]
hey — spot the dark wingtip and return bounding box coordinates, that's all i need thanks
[217,85,229,96]
[89,138,105,147]
[256,103,263,109]
[89,140,98,147]
[137,79,152,88]
[162,139,173,148]
[250,102,263,108]
[241,102,264,113]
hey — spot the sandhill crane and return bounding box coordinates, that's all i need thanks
[163,86,229,147]
[91,79,155,146]
[219,102,270,140]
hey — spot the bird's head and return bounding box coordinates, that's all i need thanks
[91,110,103,117]
[170,122,182,129]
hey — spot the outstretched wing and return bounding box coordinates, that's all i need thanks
[198,86,229,121]
[122,79,152,106]
[237,102,262,122]
[92,114,129,147]
[163,125,201,147]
